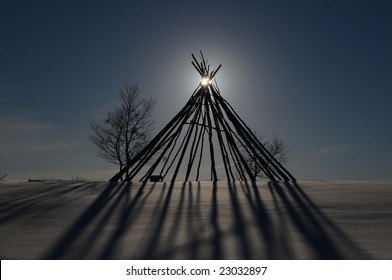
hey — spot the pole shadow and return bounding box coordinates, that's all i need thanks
[38,180,370,259]
[209,181,223,259]
[240,180,293,259]
[186,181,206,259]
[0,181,99,227]
[45,181,147,259]
[141,181,177,259]
[98,181,156,259]
[266,180,369,259]
[226,181,252,259]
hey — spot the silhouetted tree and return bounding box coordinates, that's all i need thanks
[89,85,156,179]
[240,134,290,179]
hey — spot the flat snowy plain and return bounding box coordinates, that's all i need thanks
[0,180,391,259]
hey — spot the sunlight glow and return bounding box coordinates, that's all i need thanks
[201,77,212,87]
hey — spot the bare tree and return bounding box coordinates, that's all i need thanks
[240,134,290,179]
[89,85,156,179]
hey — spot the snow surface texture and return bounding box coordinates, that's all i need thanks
[0,180,391,259]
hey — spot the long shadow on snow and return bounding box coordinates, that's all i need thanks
[141,181,177,259]
[43,180,369,259]
[0,181,99,226]
[45,181,149,259]
[267,180,369,259]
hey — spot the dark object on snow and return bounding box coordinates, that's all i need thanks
[149,175,163,182]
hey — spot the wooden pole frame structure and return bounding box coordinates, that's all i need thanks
[110,52,295,182]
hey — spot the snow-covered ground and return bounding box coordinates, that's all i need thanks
[0,180,391,259]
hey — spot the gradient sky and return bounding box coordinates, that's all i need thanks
[1,0,391,181]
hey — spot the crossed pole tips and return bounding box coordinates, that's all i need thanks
[110,52,295,182]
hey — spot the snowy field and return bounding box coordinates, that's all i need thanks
[0,180,391,259]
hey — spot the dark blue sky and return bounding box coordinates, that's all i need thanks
[1,0,391,180]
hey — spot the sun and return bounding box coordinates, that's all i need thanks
[201,77,212,87]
